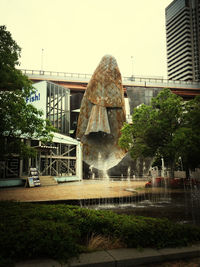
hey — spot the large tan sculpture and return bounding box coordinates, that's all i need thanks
[76,55,126,170]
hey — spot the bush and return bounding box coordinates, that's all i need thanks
[0,202,200,266]
[0,202,81,265]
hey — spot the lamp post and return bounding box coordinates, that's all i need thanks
[41,48,44,74]
[131,56,134,81]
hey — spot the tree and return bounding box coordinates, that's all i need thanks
[172,96,200,178]
[119,88,196,178]
[0,25,55,159]
[0,25,32,94]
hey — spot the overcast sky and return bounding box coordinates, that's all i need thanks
[1,0,172,78]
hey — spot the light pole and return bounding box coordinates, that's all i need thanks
[131,56,134,81]
[41,48,44,74]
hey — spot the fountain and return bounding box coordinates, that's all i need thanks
[76,54,126,175]
[75,55,200,225]
[76,54,153,179]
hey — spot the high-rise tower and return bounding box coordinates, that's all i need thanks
[165,0,200,81]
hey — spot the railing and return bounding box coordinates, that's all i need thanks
[123,76,200,87]
[19,69,200,88]
[20,69,92,80]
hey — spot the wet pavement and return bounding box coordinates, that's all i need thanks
[0,180,146,202]
[1,179,200,225]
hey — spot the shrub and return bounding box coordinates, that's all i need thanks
[0,202,81,265]
[0,201,200,266]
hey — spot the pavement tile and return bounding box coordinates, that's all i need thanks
[16,258,61,267]
[0,181,146,202]
[107,248,163,266]
[68,251,115,267]
[158,245,200,261]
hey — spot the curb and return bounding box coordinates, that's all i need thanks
[16,245,200,267]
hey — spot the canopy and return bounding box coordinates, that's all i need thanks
[52,132,80,145]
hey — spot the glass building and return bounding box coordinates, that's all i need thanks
[165,0,200,81]
[26,81,70,135]
[46,82,70,134]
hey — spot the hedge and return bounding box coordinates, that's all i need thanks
[0,201,200,266]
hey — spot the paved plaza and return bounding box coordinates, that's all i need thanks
[0,180,146,202]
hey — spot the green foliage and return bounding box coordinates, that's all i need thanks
[181,96,200,170]
[0,25,32,95]
[0,25,56,159]
[1,202,200,266]
[118,122,134,151]
[119,88,200,176]
[0,203,81,265]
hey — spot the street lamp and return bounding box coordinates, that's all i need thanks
[40,48,44,74]
[131,56,135,81]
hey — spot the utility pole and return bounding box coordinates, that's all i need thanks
[41,48,44,74]
[131,56,134,81]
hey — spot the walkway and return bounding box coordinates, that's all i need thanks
[16,245,200,267]
[0,180,146,202]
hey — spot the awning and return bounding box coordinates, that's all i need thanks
[52,132,80,145]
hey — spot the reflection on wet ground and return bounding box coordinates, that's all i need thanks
[90,187,200,226]
[1,179,200,225]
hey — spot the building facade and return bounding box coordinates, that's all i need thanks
[165,0,200,81]
[0,81,83,186]
[27,81,71,135]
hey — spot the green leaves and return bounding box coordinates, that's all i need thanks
[0,26,33,93]
[119,88,200,176]
[0,25,21,68]
[0,25,56,159]
[1,202,200,265]
[118,122,134,151]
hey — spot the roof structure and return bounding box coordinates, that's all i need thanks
[52,132,80,145]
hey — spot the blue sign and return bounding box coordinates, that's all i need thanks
[26,93,40,103]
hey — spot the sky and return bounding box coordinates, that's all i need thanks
[0,0,172,78]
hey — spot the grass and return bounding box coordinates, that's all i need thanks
[87,233,124,250]
[0,201,200,266]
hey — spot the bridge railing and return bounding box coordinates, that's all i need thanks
[123,76,200,86]
[20,69,200,87]
[20,69,92,80]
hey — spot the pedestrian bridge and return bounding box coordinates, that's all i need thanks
[21,69,200,99]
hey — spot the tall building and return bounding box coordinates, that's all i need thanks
[165,0,200,81]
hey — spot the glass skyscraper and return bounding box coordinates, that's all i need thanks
[165,0,200,81]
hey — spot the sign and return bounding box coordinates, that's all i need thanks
[24,81,47,119]
[28,177,35,187]
[26,92,40,104]
[25,168,41,187]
